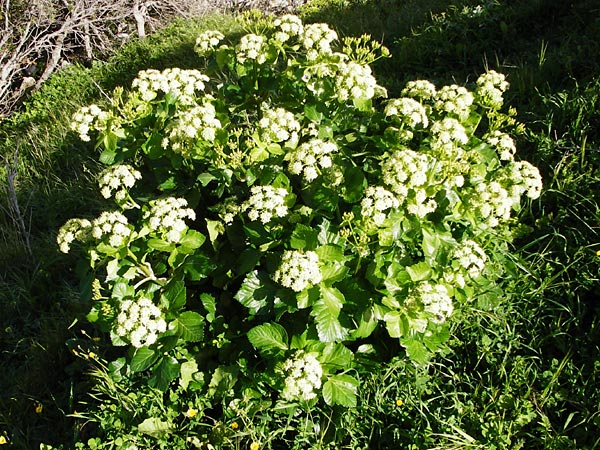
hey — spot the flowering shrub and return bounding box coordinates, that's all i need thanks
[60,13,541,443]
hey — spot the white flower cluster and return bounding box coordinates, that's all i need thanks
[131,68,209,104]
[167,100,222,156]
[335,62,378,102]
[415,282,454,325]
[91,211,132,247]
[236,33,267,64]
[71,104,109,142]
[302,23,338,60]
[281,352,323,401]
[476,70,509,108]
[57,218,92,253]
[273,250,322,292]
[273,14,304,43]
[98,164,142,202]
[385,97,429,128]
[195,29,225,56]
[434,84,474,119]
[381,148,430,201]
[453,239,487,279]
[258,106,300,144]
[430,117,469,153]
[485,130,516,161]
[144,197,196,243]
[470,181,513,227]
[361,186,400,226]
[243,185,289,224]
[401,79,437,101]
[214,196,241,225]
[406,189,437,218]
[115,297,167,348]
[510,161,543,200]
[287,139,336,181]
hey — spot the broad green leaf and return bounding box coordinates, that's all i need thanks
[208,365,239,399]
[138,417,172,438]
[350,307,379,339]
[401,338,431,365]
[179,229,206,250]
[406,261,432,282]
[320,285,345,310]
[383,310,408,339]
[247,323,288,352]
[205,218,225,245]
[130,347,159,372]
[234,271,275,315]
[112,280,134,300]
[99,148,116,165]
[290,223,319,250]
[311,296,348,342]
[317,219,341,245]
[179,359,199,390]
[197,172,216,186]
[148,238,176,252]
[304,104,324,123]
[182,253,215,281]
[149,356,180,391]
[161,281,186,311]
[174,311,205,342]
[322,374,359,407]
[342,166,366,202]
[320,343,353,369]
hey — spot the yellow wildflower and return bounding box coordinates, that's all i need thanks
[596,249,600,257]
[0,436,7,445]
[250,442,260,450]
[395,399,404,407]
[35,404,43,414]
[231,421,239,430]
[186,408,198,418]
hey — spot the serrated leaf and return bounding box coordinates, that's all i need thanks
[200,293,216,323]
[322,374,359,407]
[401,338,431,365]
[130,347,159,372]
[247,323,288,352]
[234,270,275,315]
[320,343,353,369]
[174,311,204,342]
[179,229,206,250]
[383,310,408,339]
[406,261,432,281]
[138,417,172,438]
[149,356,180,391]
[208,365,239,399]
[148,238,176,252]
[290,223,319,250]
[311,294,348,342]
[161,280,186,311]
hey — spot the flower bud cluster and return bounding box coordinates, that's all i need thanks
[287,139,336,182]
[243,185,289,224]
[361,186,400,226]
[258,106,300,144]
[281,351,323,401]
[168,100,222,156]
[430,117,469,154]
[415,282,454,324]
[485,130,516,161]
[131,68,209,104]
[273,14,304,43]
[452,239,487,279]
[382,149,431,201]
[115,297,167,348]
[57,218,92,253]
[384,97,429,128]
[273,250,322,292]
[406,188,437,218]
[510,161,543,200]
[91,211,132,247]
[434,84,474,119]
[470,181,513,227]
[98,164,142,202]
[302,23,338,60]
[195,30,225,56]
[144,197,196,243]
[335,61,378,102]
[401,79,437,101]
[476,70,509,108]
[71,104,109,142]
[236,33,267,64]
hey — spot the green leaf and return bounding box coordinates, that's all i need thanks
[342,166,366,202]
[182,253,215,281]
[148,238,176,252]
[247,323,288,352]
[208,365,239,399]
[130,347,159,372]
[322,374,359,407]
[401,338,431,365]
[200,293,216,323]
[234,271,276,315]
[112,280,134,300]
[312,290,348,342]
[179,359,199,390]
[149,356,180,391]
[304,104,324,123]
[320,343,353,369]
[161,281,186,311]
[383,310,408,339]
[205,219,225,245]
[406,261,432,282]
[290,223,319,250]
[179,229,206,250]
[197,172,216,186]
[174,311,205,342]
[138,417,172,438]
[352,97,373,112]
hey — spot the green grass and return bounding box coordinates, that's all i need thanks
[2,1,600,448]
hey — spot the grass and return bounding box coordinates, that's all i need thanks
[1,0,600,448]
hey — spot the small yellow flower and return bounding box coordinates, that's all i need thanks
[35,404,43,414]
[88,352,96,359]
[596,249,600,257]
[185,408,198,418]
[231,421,239,430]
[250,442,260,450]
[0,435,7,445]
[395,399,404,407]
